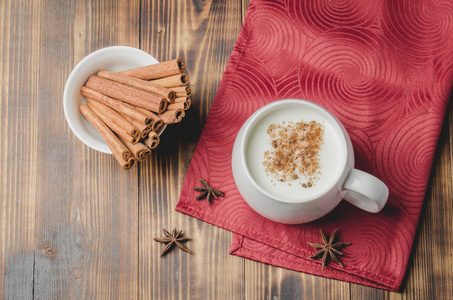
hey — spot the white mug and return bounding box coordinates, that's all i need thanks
[231,99,389,224]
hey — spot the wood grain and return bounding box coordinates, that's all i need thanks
[32,0,140,298]
[139,1,244,299]
[244,261,351,299]
[0,1,40,299]
[0,0,452,299]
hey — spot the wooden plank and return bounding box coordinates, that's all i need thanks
[0,0,40,299]
[242,0,250,20]
[244,261,350,299]
[139,1,244,299]
[399,103,453,299]
[350,284,390,300]
[32,1,140,298]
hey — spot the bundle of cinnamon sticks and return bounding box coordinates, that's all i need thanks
[79,58,191,170]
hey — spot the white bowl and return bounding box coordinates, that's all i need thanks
[63,46,161,153]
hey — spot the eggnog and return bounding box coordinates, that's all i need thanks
[245,105,345,201]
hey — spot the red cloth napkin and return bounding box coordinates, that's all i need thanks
[176,0,453,291]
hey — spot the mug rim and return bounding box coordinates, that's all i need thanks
[240,99,349,204]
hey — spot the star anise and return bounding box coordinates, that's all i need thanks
[154,228,192,256]
[194,177,224,204]
[307,229,351,269]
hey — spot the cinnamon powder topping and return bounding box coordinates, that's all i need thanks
[263,120,324,187]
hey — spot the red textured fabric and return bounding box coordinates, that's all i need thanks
[176,0,453,291]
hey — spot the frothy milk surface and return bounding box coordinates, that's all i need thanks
[245,105,345,201]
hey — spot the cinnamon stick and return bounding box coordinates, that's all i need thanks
[168,86,192,98]
[86,75,168,113]
[86,98,139,139]
[120,137,151,161]
[123,114,152,139]
[175,92,189,97]
[174,97,189,103]
[133,106,163,132]
[87,100,139,144]
[168,100,190,111]
[169,86,191,97]
[78,105,132,163]
[149,74,189,88]
[119,58,185,80]
[97,70,176,102]
[81,87,153,125]
[145,131,160,149]
[151,119,163,132]
[173,97,191,110]
[112,153,136,170]
[158,109,185,124]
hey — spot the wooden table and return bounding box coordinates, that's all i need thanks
[1,1,452,299]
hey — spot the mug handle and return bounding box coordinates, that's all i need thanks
[342,169,389,213]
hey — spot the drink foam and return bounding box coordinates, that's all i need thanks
[246,105,345,201]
